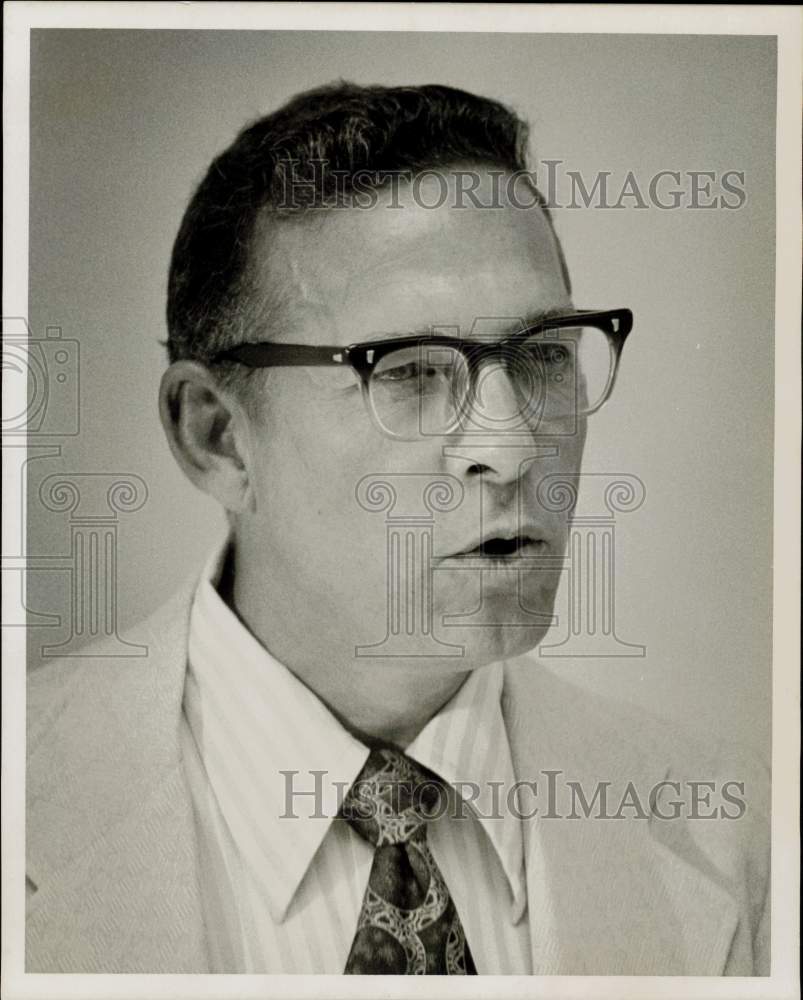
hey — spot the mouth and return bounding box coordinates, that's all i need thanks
[445,530,546,561]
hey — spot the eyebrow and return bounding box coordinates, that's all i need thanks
[363,306,574,343]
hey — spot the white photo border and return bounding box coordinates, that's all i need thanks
[3,4,800,999]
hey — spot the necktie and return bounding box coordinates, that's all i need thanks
[339,746,477,975]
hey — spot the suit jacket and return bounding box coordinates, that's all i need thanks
[26,579,770,975]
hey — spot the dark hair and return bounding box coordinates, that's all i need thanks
[166,81,568,384]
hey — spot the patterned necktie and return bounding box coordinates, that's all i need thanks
[339,746,477,975]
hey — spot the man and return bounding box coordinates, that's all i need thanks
[26,82,769,975]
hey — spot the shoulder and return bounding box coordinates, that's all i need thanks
[26,581,198,896]
[502,652,770,962]
[502,652,768,790]
[27,580,197,779]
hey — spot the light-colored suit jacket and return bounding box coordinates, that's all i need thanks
[26,581,770,975]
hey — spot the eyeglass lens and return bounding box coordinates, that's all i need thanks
[367,326,615,438]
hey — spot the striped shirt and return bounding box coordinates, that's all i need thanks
[180,542,531,973]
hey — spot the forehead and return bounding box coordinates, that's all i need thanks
[252,168,570,345]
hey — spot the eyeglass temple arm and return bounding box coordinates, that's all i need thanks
[215,343,348,367]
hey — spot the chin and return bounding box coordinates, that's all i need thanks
[443,621,547,669]
[348,614,546,675]
[432,569,559,656]
[348,568,558,672]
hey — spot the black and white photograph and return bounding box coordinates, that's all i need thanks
[3,3,800,998]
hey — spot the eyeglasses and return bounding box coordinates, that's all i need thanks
[212,308,633,440]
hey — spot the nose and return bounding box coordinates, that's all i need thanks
[445,359,550,485]
[471,360,525,428]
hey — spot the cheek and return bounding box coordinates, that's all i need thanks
[535,422,587,493]
[246,397,404,549]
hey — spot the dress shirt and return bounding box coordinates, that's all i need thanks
[180,541,531,973]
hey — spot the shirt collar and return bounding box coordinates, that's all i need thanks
[185,538,524,924]
[185,539,368,923]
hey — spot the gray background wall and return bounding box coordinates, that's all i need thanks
[25,30,775,757]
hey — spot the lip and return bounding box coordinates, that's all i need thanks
[439,527,548,561]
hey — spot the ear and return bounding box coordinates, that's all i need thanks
[159,360,254,514]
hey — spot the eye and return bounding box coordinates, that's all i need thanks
[519,339,574,373]
[374,361,452,385]
[375,361,421,383]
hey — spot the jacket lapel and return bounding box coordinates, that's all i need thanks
[28,586,742,975]
[26,582,209,973]
[502,659,740,975]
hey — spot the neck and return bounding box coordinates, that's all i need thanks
[296,660,468,749]
[225,557,470,748]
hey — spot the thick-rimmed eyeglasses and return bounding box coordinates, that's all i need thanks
[212,308,633,440]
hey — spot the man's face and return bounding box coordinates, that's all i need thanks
[235,168,585,673]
